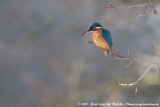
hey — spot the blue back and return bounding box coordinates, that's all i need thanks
[102,29,112,48]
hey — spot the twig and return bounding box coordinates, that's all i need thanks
[104,0,160,16]
[88,40,141,62]
[125,60,133,68]
[119,64,153,95]
[119,64,153,86]
[135,86,138,95]
[155,65,159,74]
[104,3,147,8]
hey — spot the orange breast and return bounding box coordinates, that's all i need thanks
[92,30,110,51]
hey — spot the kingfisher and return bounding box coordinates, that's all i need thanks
[81,22,112,55]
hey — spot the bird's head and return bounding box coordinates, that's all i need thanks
[81,22,103,36]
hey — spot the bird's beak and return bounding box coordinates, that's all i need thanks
[81,30,90,36]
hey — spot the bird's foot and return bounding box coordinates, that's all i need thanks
[104,51,109,56]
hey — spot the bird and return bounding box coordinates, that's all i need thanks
[81,22,112,55]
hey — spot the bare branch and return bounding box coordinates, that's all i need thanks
[104,2,147,8]
[88,40,143,63]
[125,60,133,68]
[135,86,138,95]
[119,64,153,86]
[155,65,159,74]
[104,0,160,16]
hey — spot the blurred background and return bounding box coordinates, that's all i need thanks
[0,0,160,107]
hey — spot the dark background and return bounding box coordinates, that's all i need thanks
[0,0,160,107]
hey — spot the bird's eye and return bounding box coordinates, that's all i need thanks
[92,26,96,29]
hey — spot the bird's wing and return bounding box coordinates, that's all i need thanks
[102,29,112,48]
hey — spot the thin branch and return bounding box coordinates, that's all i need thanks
[104,3,147,8]
[155,65,159,74]
[135,86,138,95]
[104,0,160,16]
[88,40,142,62]
[119,64,153,86]
[125,60,133,68]
[119,64,153,94]
[88,40,160,64]
[88,40,131,59]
